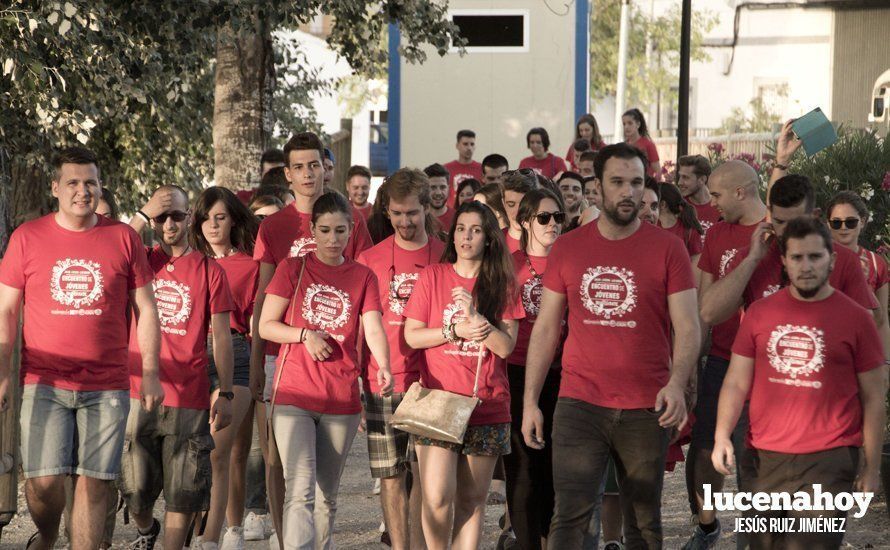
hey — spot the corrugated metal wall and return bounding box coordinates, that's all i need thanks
[831,8,890,130]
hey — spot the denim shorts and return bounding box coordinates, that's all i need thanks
[207,332,251,390]
[19,384,129,480]
[120,401,214,514]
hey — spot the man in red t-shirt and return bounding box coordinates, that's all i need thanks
[345,165,373,223]
[677,155,720,246]
[713,217,886,549]
[357,168,445,550]
[503,169,539,253]
[577,151,596,179]
[522,143,700,548]
[481,153,509,185]
[424,163,456,234]
[125,185,235,549]
[518,127,568,180]
[443,130,484,204]
[0,147,163,549]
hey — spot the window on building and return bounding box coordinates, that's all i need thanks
[449,10,529,53]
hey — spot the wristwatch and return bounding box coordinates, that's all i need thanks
[218,391,235,400]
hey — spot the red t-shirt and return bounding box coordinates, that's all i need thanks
[351,203,372,224]
[697,219,763,360]
[629,136,660,176]
[728,242,878,311]
[686,199,721,247]
[518,153,569,180]
[0,215,153,391]
[443,160,484,205]
[510,251,560,366]
[857,247,889,293]
[216,252,259,335]
[732,288,883,454]
[504,230,521,254]
[254,203,373,354]
[543,221,696,409]
[659,221,703,259]
[265,253,381,414]
[403,263,525,425]
[357,236,446,393]
[129,248,234,410]
[436,206,457,234]
[565,141,606,170]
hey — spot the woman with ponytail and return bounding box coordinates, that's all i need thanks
[658,182,703,265]
[403,201,524,550]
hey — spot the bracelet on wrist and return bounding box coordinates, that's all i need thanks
[136,210,150,223]
[775,163,789,171]
[299,328,306,343]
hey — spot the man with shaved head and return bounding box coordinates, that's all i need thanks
[682,159,767,548]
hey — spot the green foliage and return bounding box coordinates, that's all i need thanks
[589,0,718,109]
[785,127,890,252]
[718,84,788,134]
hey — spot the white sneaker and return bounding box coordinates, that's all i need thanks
[268,531,279,550]
[373,478,381,495]
[243,512,265,541]
[220,526,245,550]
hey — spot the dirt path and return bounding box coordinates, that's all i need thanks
[2,434,888,548]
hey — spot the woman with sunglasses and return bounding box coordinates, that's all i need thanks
[190,186,261,548]
[403,201,523,550]
[250,193,286,221]
[259,192,393,549]
[826,191,890,355]
[503,188,566,549]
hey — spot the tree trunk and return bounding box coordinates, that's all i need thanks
[212,9,275,190]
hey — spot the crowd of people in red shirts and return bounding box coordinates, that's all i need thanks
[0,108,886,550]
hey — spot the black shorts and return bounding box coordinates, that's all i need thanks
[208,332,251,390]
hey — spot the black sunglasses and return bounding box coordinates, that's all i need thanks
[534,211,566,225]
[153,211,188,224]
[828,218,860,230]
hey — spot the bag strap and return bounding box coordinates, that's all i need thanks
[269,257,307,420]
[471,344,484,399]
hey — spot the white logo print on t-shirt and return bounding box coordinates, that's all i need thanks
[763,284,781,298]
[302,284,351,341]
[521,275,544,317]
[580,266,637,327]
[389,273,418,316]
[289,237,317,258]
[766,324,825,388]
[153,279,192,336]
[50,258,104,315]
[719,248,738,278]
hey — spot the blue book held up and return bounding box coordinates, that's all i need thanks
[790,107,837,157]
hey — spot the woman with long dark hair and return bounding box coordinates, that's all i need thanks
[190,186,261,548]
[403,201,523,550]
[622,108,660,177]
[259,192,393,548]
[657,183,704,265]
[474,183,510,230]
[454,178,482,210]
[367,181,396,244]
[565,113,605,169]
[503,188,565,549]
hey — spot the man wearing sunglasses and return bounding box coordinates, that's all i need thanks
[126,185,235,549]
[502,169,539,253]
[357,168,445,550]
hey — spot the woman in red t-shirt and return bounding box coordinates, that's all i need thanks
[565,113,606,170]
[657,183,704,267]
[453,177,482,211]
[623,108,661,177]
[403,201,523,549]
[827,191,890,354]
[474,183,510,230]
[503,188,565,549]
[259,193,394,548]
[191,186,261,546]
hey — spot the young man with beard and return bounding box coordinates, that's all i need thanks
[686,160,767,548]
[0,147,163,550]
[250,132,373,543]
[556,172,585,226]
[503,169,539,253]
[125,185,235,549]
[638,177,660,225]
[713,217,886,550]
[577,151,596,179]
[346,165,373,223]
[424,163,456,232]
[523,143,700,548]
[443,130,484,204]
[357,168,445,550]
[677,155,720,244]
[481,154,509,185]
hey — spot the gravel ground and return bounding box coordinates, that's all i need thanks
[1,434,888,548]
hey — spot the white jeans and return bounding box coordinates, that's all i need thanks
[272,404,360,550]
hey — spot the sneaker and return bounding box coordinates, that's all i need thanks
[243,512,265,541]
[220,526,245,550]
[373,478,381,495]
[603,542,625,550]
[682,520,722,550]
[198,541,219,550]
[268,531,279,550]
[129,518,160,550]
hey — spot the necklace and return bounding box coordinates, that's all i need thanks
[214,247,236,260]
[165,247,191,272]
[525,253,541,278]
